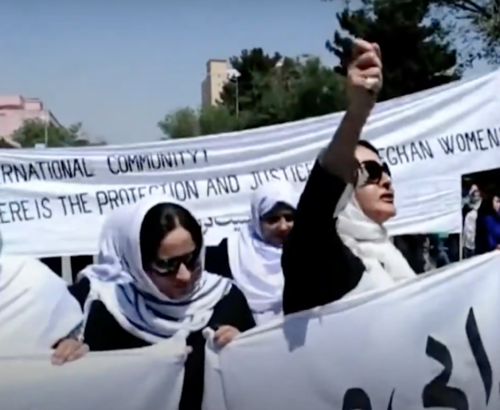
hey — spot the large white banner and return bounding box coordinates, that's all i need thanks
[203,252,500,410]
[0,339,186,410]
[1,70,499,256]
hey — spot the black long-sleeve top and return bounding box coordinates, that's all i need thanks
[281,161,364,315]
[205,238,232,278]
[69,277,255,410]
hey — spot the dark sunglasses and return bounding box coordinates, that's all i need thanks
[262,212,295,225]
[150,251,199,276]
[359,160,391,185]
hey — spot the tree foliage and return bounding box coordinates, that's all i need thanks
[219,48,283,116]
[240,55,346,129]
[158,105,240,139]
[158,107,200,139]
[327,0,461,102]
[160,50,347,139]
[11,120,101,148]
[433,0,500,64]
[324,0,500,65]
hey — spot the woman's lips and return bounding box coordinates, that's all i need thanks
[380,192,394,203]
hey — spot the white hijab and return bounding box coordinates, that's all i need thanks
[336,186,416,297]
[79,196,232,344]
[227,181,298,325]
[0,233,83,350]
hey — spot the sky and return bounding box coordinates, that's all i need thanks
[0,2,492,144]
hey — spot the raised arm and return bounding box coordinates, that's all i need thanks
[282,39,383,315]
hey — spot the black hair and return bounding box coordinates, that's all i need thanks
[262,202,296,218]
[477,190,500,220]
[357,140,379,156]
[139,202,203,270]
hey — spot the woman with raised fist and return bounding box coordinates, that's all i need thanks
[282,39,416,315]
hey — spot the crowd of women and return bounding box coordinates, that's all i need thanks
[0,39,473,410]
[462,183,500,257]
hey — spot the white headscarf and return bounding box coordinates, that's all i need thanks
[79,196,232,344]
[336,185,416,297]
[227,181,298,325]
[0,231,83,350]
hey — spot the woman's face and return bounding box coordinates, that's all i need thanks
[470,185,481,203]
[493,196,500,213]
[354,145,395,224]
[259,204,295,247]
[145,225,201,299]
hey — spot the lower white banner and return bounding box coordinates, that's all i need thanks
[0,340,187,410]
[203,252,500,410]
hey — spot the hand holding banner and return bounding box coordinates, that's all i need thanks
[203,252,500,410]
[0,340,187,410]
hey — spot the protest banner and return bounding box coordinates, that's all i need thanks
[0,70,499,256]
[203,251,500,410]
[0,339,186,410]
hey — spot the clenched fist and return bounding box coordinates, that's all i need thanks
[346,39,382,113]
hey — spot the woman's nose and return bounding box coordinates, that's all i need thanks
[175,264,192,283]
[380,172,392,188]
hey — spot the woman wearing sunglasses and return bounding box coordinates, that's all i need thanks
[282,39,415,316]
[205,181,298,325]
[69,196,255,410]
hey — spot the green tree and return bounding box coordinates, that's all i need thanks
[198,105,240,135]
[161,50,346,137]
[158,107,200,139]
[219,48,283,116]
[433,0,500,64]
[325,0,499,65]
[327,0,461,102]
[12,119,98,147]
[244,56,346,128]
[158,105,241,139]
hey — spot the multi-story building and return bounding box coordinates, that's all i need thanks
[0,95,61,147]
[201,59,240,107]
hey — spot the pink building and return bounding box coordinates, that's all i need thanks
[0,95,61,148]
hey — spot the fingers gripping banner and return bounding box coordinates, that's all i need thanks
[0,339,187,410]
[203,252,500,410]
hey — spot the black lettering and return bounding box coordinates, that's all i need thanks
[0,159,94,184]
[266,168,280,181]
[456,133,468,152]
[249,163,311,189]
[383,141,433,166]
[474,129,488,151]
[95,183,170,214]
[9,201,24,222]
[342,388,372,410]
[465,308,492,404]
[250,171,263,190]
[292,163,309,182]
[106,150,208,175]
[487,128,499,148]
[0,202,9,223]
[421,307,492,409]
[438,136,455,155]
[168,180,199,201]
[34,197,52,219]
[421,336,468,409]
[0,199,45,223]
[57,193,93,216]
[19,200,33,221]
[438,127,500,155]
[342,388,395,410]
[206,175,240,197]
